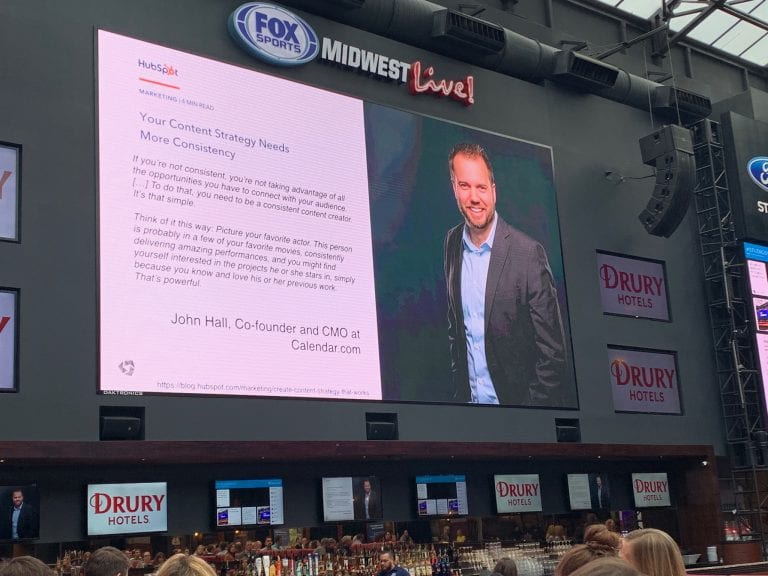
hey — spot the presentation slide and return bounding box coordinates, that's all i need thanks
[322,476,382,522]
[321,477,354,522]
[98,30,381,399]
[566,474,591,510]
[98,31,576,407]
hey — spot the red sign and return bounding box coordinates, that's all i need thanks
[632,473,670,507]
[408,61,474,106]
[494,474,542,513]
[87,482,167,535]
[596,252,669,320]
[608,347,680,414]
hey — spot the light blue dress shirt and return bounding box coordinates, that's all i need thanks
[460,214,499,404]
[12,506,20,539]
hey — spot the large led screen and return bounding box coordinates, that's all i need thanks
[744,242,768,413]
[97,30,575,407]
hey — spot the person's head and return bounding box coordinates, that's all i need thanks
[449,143,496,239]
[156,554,217,576]
[264,537,273,549]
[379,551,396,572]
[153,554,167,567]
[11,490,23,508]
[555,529,619,576]
[568,558,643,576]
[604,519,616,532]
[492,558,517,576]
[583,524,609,544]
[620,528,686,576]
[595,476,603,488]
[363,479,372,495]
[85,546,130,576]
[143,552,152,564]
[0,557,53,576]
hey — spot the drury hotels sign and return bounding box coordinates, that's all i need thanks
[632,472,670,507]
[87,482,167,535]
[608,346,681,414]
[494,474,542,513]
[596,251,669,321]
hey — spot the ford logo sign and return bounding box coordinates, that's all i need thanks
[748,157,768,192]
[228,3,319,67]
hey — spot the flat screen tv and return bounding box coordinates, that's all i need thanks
[215,478,284,527]
[0,484,39,541]
[322,476,382,522]
[415,475,468,516]
[566,473,611,511]
[87,482,167,536]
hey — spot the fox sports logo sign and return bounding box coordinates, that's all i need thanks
[748,157,768,192]
[228,3,319,66]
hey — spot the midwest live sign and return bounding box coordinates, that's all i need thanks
[87,482,167,535]
[596,251,669,320]
[608,346,681,414]
[494,474,542,513]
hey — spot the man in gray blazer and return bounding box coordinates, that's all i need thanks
[444,143,566,406]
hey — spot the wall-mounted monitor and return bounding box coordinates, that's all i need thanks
[87,482,167,536]
[322,476,382,522]
[415,475,468,516]
[494,474,542,513]
[215,478,284,527]
[567,473,611,511]
[632,472,670,507]
[96,29,576,409]
[0,484,39,541]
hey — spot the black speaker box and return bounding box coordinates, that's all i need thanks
[639,124,694,165]
[638,150,695,237]
[556,425,581,443]
[100,415,143,440]
[366,421,397,440]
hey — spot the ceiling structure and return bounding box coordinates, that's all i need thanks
[586,0,767,67]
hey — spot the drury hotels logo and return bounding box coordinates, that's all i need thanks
[87,482,167,535]
[228,2,319,66]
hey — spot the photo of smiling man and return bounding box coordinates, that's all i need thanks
[444,143,566,406]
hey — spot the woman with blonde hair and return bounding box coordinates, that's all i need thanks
[156,554,217,576]
[620,528,686,576]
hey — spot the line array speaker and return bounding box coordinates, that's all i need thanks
[637,125,696,237]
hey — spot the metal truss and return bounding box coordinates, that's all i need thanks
[692,118,767,551]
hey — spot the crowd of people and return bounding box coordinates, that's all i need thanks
[0,526,693,576]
